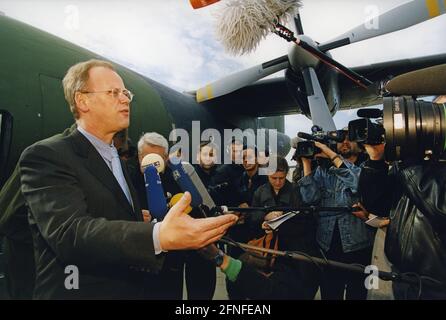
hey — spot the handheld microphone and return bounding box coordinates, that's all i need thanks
[143,165,168,220]
[181,162,216,210]
[141,153,165,174]
[167,159,204,208]
[168,159,217,217]
[169,193,193,214]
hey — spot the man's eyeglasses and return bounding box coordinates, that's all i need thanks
[80,88,134,102]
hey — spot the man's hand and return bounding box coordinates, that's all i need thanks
[264,211,283,221]
[233,203,249,224]
[364,144,385,161]
[352,203,370,221]
[142,210,152,222]
[197,243,219,260]
[158,192,238,251]
[314,141,336,159]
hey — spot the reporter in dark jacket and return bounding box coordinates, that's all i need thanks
[359,143,446,299]
[248,156,320,298]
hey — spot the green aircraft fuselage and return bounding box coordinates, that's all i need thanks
[0,15,288,186]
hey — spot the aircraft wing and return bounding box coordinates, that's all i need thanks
[340,53,446,109]
[203,53,446,117]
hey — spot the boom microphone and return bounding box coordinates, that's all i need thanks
[215,0,302,54]
[385,64,446,96]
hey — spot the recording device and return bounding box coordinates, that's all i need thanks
[348,109,385,145]
[349,97,446,161]
[292,126,346,159]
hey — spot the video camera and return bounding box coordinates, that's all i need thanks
[349,96,446,161]
[292,125,347,159]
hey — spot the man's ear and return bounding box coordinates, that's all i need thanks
[75,92,89,114]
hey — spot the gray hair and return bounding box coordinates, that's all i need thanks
[62,59,115,119]
[138,132,169,155]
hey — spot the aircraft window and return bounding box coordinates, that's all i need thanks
[0,110,13,186]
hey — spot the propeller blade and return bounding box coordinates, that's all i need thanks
[302,67,337,131]
[319,0,446,52]
[385,64,446,95]
[195,55,289,102]
[294,13,304,35]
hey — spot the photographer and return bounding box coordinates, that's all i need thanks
[298,131,375,300]
[359,143,446,299]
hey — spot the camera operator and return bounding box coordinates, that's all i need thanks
[298,130,375,300]
[360,143,446,299]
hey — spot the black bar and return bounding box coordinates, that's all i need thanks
[262,55,289,69]
[298,40,373,88]
[318,38,351,52]
[224,206,353,212]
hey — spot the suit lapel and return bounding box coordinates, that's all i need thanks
[121,159,143,221]
[69,129,137,220]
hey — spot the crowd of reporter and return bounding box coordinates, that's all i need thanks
[1,126,445,300]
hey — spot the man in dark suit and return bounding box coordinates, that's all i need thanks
[18,59,237,299]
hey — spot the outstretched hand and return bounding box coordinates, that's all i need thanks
[158,192,238,251]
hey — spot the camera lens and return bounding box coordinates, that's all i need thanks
[383,97,446,161]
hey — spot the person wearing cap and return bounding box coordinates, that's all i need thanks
[298,128,374,300]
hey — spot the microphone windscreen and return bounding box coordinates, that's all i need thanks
[215,0,302,54]
[141,153,165,174]
[385,64,446,95]
[169,193,193,214]
[144,166,168,220]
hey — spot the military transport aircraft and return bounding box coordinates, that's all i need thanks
[0,0,445,188]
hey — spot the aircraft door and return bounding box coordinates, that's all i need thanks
[39,74,74,137]
[0,110,13,187]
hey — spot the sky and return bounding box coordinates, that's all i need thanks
[1,0,445,149]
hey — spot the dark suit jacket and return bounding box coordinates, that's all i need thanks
[19,129,164,299]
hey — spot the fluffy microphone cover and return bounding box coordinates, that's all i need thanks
[215,0,302,55]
